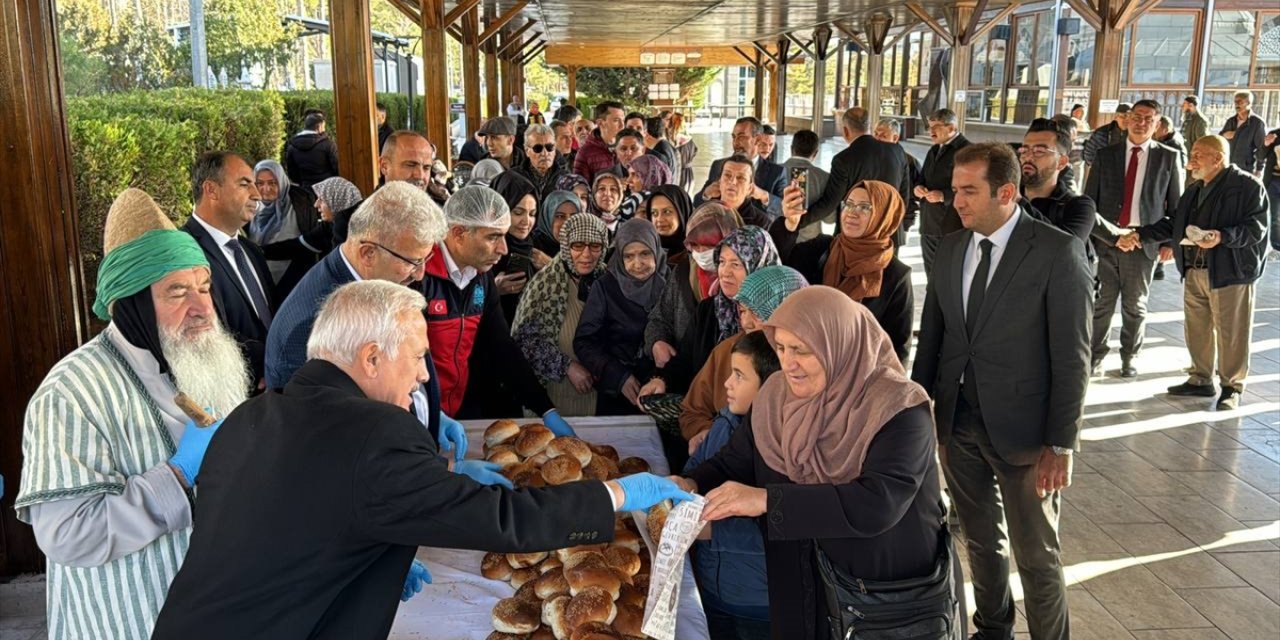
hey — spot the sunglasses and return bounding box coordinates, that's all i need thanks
[528,143,555,154]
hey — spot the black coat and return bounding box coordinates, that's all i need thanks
[574,272,656,396]
[152,360,616,640]
[686,404,945,640]
[1264,127,1280,185]
[283,132,340,189]
[917,134,972,236]
[1024,182,1098,264]
[258,185,327,303]
[695,156,787,212]
[768,218,914,363]
[182,216,276,385]
[459,138,488,164]
[1137,164,1270,288]
[802,135,912,234]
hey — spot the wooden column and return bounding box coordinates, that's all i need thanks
[567,65,579,104]
[329,0,379,193]
[773,38,790,132]
[1080,0,1138,130]
[461,6,482,137]
[945,3,975,132]
[811,25,833,134]
[767,63,780,125]
[485,37,501,118]
[753,59,766,120]
[420,0,450,166]
[865,52,884,116]
[0,0,89,576]
[501,49,515,112]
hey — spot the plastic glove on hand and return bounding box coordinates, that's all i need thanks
[455,460,515,489]
[169,416,224,487]
[437,412,468,462]
[542,410,576,437]
[616,472,695,512]
[400,560,431,602]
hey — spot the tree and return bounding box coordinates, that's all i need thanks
[58,0,187,95]
[205,0,298,87]
[558,66,720,109]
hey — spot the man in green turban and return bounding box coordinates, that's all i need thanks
[15,188,252,640]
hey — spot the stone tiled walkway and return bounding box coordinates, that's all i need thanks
[2,131,1277,639]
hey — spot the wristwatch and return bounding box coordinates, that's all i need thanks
[1051,446,1073,456]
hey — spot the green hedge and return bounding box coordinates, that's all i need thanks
[279,90,412,145]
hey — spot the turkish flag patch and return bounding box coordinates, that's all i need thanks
[429,299,448,315]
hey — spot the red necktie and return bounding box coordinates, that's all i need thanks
[1118,146,1141,227]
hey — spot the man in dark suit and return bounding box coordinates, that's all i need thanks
[696,116,786,217]
[1085,99,1184,377]
[796,107,911,236]
[916,108,972,275]
[874,117,922,249]
[153,280,690,640]
[912,142,1092,640]
[184,151,275,388]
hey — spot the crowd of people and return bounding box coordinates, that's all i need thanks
[11,86,1274,640]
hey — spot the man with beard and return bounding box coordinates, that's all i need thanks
[265,185,450,442]
[915,109,972,276]
[422,186,577,436]
[756,123,778,163]
[1219,90,1268,176]
[16,188,249,640]
[333,130,439,244]
[696,117,785,215]
[1020,119,1098,262]
[514,123,566,203]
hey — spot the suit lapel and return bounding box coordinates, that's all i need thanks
[185,216,257,312]
[972,211,1035,337]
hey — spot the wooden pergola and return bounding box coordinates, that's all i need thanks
[0,0,1139,575]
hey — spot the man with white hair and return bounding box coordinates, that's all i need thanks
[266,182,468,456]
[16,188,249,640]
[514,122,566,202]
[152,280,692,639]
[423,186,576,435]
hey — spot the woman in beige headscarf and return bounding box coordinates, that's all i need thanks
[676,285,945,640]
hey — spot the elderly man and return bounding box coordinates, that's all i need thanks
[796,107,911,237]
[916,108,973,276]
[575,100,626,183]
[334,130,438,244]
[265,182,465,449]
[696,116,785,215]
[1220,90,1269,176]
[514,122,566,202]
[874,118,922,246]
[1120,135,1270,409]
[710,154,771,227]
[423,186,576,434]
[16,189,248,639]
[153,280,691,639]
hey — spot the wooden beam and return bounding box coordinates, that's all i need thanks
[752,41,780,65]
[785,33,814,59]
[567,65,578,103]
[1116,0,1159,29]
[508,35,541,61]
[837,24,870,53]
[386,0,421,23]
[497,19,538,56]
[732,45,756,65]
[421,0,450,166]
[444,0,481,27]
[0,0,90,576]
[972,1,1024,41]
[885,21,920,52]
[545,45,766,68]
[448,25,463,42]
[961,0,990,44]
[331,0,379,193]
[479,0,530,45]
[462,6,482,138]
[904,2,954,46]
[1064,0,1102,30]
[520,42,546,66]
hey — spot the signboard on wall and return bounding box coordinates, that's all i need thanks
[638,50,702,66]
[1099,99,1120,112]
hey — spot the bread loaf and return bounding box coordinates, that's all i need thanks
[563,586,617,632]
[492,596,540,634]
[514,425,555,457]
[485,420,521,447]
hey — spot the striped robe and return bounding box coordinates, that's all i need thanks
[15,334,189,640]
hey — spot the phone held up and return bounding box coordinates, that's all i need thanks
[789,165,808,191]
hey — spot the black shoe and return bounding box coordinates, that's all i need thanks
[1168,382,1217,397]
[1217,387,1240,410]
[1120,360,1137,378]
[1153,263,1166,280]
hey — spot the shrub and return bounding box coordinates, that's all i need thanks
[279,90,412,146]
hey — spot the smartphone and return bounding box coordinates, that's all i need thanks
[506,253,534,277]
[789,165,809,191]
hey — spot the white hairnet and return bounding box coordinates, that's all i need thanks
[466,159,504,187]
[444,185,511,229]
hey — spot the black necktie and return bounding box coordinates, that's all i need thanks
[225,238,273,325]
[963,239,993,408]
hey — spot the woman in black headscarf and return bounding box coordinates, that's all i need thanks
[491,171,539,324]
[641,185,692,266]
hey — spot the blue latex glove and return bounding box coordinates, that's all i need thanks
[400,560,431,602]
[455,460,515,489]
[542,409,576,437]
[437,412,468,463]
[616,472,695,512]
[169,417,223,487]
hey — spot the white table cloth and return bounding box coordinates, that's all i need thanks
[389,417,709,639]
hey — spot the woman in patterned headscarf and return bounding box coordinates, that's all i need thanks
[555,173,591,205]
[511,213,610,416]
[531,190,584,262]
[616,155,674,222]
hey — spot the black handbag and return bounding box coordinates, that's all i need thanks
[814,527,961,640]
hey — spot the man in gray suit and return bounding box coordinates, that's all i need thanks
[913,142,1092,640]
[780,129,830,242]
[1085,99,1184,377]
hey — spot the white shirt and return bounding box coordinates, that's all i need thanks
[962,211,1020,319]
[439,241,478,290]
[191,213,268,319]
[339,245,363,282]
[1123,138,1154,227]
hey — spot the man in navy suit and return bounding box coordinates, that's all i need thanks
[696,116,786,217]
[183,151,275,389]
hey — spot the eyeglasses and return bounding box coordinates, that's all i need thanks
[361,240,427,269]
[841,202,874,216]
[1128,115,1156,125]
[1017,144,1058,159]
[528,143,555,154]
[569,242,605,254]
